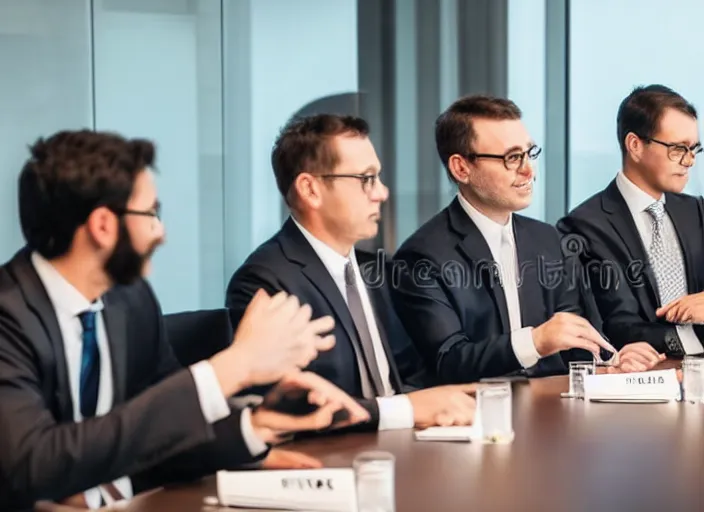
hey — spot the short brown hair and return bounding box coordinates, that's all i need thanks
[617,84,697,158]
[435,94,522,183]
[271,114,370,206]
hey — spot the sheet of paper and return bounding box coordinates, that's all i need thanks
[414,425,481,442]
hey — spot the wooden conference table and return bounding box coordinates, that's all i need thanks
[104,362,704,511]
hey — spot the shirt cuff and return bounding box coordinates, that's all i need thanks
[239,406,269,457]
[676,325,704,355]
[511,327,541,368]
[189,361,231,424]
[376,395,414,431]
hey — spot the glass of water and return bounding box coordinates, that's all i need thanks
[353,451,395,512]
[568,361,596,399]
[477,381,514,443]
[682,355,704,404]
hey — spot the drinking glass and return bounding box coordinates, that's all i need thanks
[477,381,514,443]
[568,360,596,399]
[353,451,395,512]
[682,355,704,404]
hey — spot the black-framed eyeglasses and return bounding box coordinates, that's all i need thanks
[112,202,161,221]
[641,136,702,165]
[466,144,542,171]
[318,173,381,192]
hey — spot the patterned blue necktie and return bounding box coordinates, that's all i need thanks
[78,310,100,418]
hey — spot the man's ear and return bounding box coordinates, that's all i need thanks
[293,172,324,210]
[448,154,471,184]
[85,206,119,251]
[625,132,644,163]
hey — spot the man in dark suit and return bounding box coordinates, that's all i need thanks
[558,84,704,356]
[0,130,369,510]
[391,94,662,384]
[226,114,476,432]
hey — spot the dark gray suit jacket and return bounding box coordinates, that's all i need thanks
[0,248,262,510]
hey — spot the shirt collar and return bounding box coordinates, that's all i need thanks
[616,170,665,217]
[456,192,513,252]
[30,251,104,318]
[291,216,356,280]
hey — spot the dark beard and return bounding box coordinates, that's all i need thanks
[104,221,160,286]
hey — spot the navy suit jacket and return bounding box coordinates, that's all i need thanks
[558,179,704,356]
[391,197,596,384]
[0,248,259,510]
[225,218,433,430]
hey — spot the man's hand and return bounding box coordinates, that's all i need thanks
[656,292,704,324]
[211,290,336,396]
[533,312,617,358]
[250,372,371,444]
[406,385,476,429]
[261,448,323,470]
[607,342,665,373]
[35,495,88,511]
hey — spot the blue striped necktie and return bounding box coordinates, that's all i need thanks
[78,310,100,418]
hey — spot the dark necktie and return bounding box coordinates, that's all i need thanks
[344,260,385,397]
[78,310,100,418]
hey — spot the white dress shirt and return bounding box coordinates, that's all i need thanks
[615,171,704,354]
[31,252,267,509]
[456,193,542,368]
[292,219,415,431]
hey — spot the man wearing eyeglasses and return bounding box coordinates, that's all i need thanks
[0,129,372,510]
[558,84,704,357]
[390,94,661,384]
[226,114,478,433]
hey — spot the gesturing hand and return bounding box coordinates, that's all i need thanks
[211,290,336,395]
[251,371,371,444]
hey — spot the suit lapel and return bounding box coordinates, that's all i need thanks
[448,198,510,333]
[602,180,660,311]
[9,249,73,419]
[664,193,698,293]
[279,219,361,355]
[102,297,127,406]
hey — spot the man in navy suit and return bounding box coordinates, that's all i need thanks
[227,114,477,432]
[559,84,704,356]
[391,94,663,384]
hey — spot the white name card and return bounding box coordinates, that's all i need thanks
[216,468,358,511]
[583,369,681,402]
[414,425,481,442]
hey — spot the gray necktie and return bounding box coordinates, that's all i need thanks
[344,260,385,397]
[645,201,687,305]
